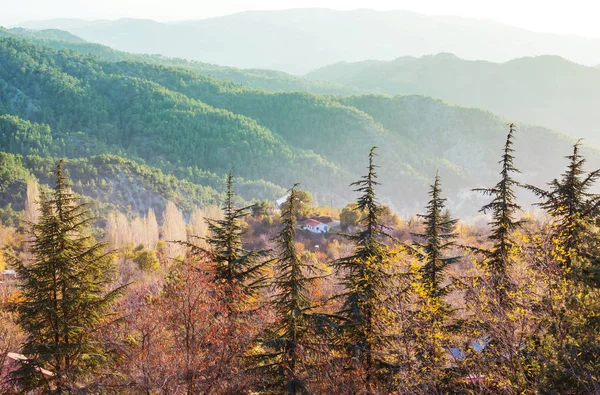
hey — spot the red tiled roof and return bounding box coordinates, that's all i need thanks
[304,219,322,227]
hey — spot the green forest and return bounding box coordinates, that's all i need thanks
[0,33,597,217]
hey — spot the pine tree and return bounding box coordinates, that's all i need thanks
[202,172,269,298]
[527,140,600,272]
[474,124,524,294]
[331,147,394,384]
[410,173,460,381]
[468,125,534,390]
[412,173,459,301]
[255,184,321,394]
[11,161,124,392]
[526,142,600,391]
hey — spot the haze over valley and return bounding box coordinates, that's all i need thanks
[18,9,600,73]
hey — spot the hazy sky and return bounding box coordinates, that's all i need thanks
[2,0,600,38]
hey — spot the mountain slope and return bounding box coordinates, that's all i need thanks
[8,27,600,149]
[308,53,600,146]
[0,150,219,218]
[0,37,347,197]
[1,37,598,217]
[0,26,358,95]
[18,9,600,74]
[0,116,285,216]
[4,27,86,43]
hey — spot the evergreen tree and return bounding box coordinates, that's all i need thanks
[467,125,536,390]
[412,173,459,301]
[409,173,460,383]
[200,171,270,300]
[331,147,394,385]
[527,140,600,272]
[474,124,524,294]
[11,161,124,392]
[526,142,600,391]
[255,184,321,394]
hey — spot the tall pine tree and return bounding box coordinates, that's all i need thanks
[332,147,394,385]
[410,173,460,384]
[474,124,524,295]
[527,140,600,273]
[526,142,600,391]
[255,184,321,394]
[467,125,536,390]
[12,161,124,392]
[412,173,459,302]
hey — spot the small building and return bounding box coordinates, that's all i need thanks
[312,216,340,231]
[302,219,329,234]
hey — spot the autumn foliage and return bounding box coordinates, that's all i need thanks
[0,127,599,393]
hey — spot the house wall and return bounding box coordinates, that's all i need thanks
[315,225,328,233]
[303,223,328,233]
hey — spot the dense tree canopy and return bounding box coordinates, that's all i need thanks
[0,36,597,215]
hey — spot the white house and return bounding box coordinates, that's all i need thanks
[302,219,329,234]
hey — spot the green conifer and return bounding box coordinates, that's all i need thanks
[474,124,524,294]
[410,173,460,382]
[412,173,459,301]
[12,161,124,392]
[255,184,322,394]
[331,147,394,384]
[525,141,600,392]
[202,171,270,299]
[527,140,600,272]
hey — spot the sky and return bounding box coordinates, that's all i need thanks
[2,0,600,38]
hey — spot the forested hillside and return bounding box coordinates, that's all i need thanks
[308,53,600,145]
[0,38,347,198]
[6,27,599,149]
[1,27,85,43]
[0,36,598,216]
[0,148,285,219]
[18,10,600,73]
[0,27,358,95]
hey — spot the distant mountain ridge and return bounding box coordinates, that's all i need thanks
[307,53,600,146]
[0,26,359,96]
[6,27,86,43]
[18,9,600,74]
[5,27,600,149]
